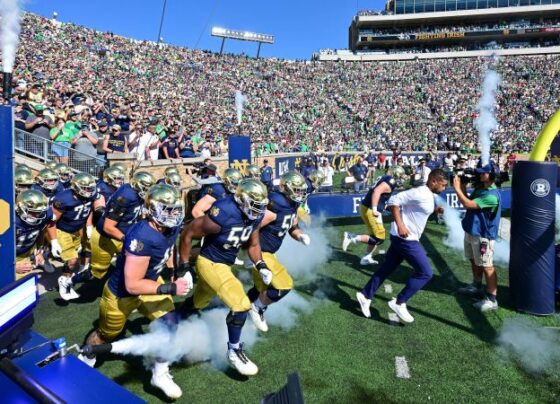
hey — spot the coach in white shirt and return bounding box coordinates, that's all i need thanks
[356,168,448,323]
[318,159,334,192]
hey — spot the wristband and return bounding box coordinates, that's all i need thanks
[157,283,177,295]
[255,260,268,271]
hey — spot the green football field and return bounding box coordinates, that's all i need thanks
[34,218,560,403]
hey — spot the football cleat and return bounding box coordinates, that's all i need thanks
[360,255,378,265]
[473,297,498,312]
[57,276,80,300]
[227,343,258,376]
[151,363,182,399]
[342,232,353,252]
[249,303,268,332]
[356,291,372,318]
[388,298,414,323]
[145,184,185,228]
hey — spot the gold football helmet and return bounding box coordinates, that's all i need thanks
[145,184,184,228]
[280,171,308,203]
[103,166,125,188]
[234,178,269,220]
[164,166,179,177]
[36,168,59,191]
[45,161,58,170]
[16,190,49,225]
[387,165,407,187]
[15,167,34,194]
[164,172,182,190]
[130,171,156,198]
[15,163,32,173]
[245,164,260,179]
[308,169,325,190]
[71,173,97,198]
[223,168,243,194]
[54,163,73,183]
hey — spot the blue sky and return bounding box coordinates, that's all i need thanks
[24,0,386,60]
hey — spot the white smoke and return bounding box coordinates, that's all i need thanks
[109,216,333,367]
[436,196,509,264]
[497,318,560,375]
[234,90,247,126]
[474,69,500,166]
[0,0,22,73]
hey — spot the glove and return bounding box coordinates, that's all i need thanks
[298,234,311,246]
[50,239,62,258]
[256,260,272,285]
[86,225,93,240]
[176,261,194,278]
[182,271,194,293]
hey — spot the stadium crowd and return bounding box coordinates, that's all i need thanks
[3,12,560,162]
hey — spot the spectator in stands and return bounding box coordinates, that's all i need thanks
[161,129,180,159]
[349,156,369,192]
[260,159,273,189]
[49,117,73,164]
[95,121,109,164]
[415,159,432,185]
[426,154,441,171]
[127,122,143,157]
[103,124,129,155]
[318,158,334,192]
[71,122,99,175]
[144,122,161,161]
[25,104,54,156]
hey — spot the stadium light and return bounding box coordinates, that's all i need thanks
[211,26,274,58]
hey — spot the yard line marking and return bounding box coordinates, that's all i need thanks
[384,284,393,294]
[395,356,411,379]
[388,312,400,325]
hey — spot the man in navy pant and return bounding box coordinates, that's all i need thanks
[356,169,448,323]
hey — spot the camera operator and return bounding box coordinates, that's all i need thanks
[452,162,501,312]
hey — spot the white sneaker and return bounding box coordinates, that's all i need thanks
[249,303,269,332]
[473,297,498,312]
[360,256,378,265]
[151,363,182,399]
[227,344,258,376]
[388,298,414,323]
[234,258,244,266]
[77,353,96,367]
[342,232,352,252]
[356,292,371,318]
[58,276,80,300]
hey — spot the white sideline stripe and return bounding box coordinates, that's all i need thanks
[388,312,399,325]
[384,284,393,294]
[395,356,411,379]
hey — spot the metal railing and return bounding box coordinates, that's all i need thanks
[15,129,107,176]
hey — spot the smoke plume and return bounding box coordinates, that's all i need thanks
[235,90,246,126]
[497,318,560,375]
[0,0,22,73]
[474,69,500,166]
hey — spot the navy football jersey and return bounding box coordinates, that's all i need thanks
[198,183,227,202]
[52,189,98,233]
[31,183,64,204]
[96,179,116,203]
[96,184,143,236]
[15,208,53,255]
[259,191,299,254]
[60,180,72,190]
[362,175,397,210]
[200,196,263,265]
[108,219,181,298]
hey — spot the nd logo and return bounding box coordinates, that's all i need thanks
[0,199,10,235]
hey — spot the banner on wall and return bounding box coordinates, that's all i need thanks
[228,136,252,173]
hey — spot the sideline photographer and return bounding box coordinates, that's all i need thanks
[453,161,502,312]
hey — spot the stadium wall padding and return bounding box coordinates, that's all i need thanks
[509,161,557,315]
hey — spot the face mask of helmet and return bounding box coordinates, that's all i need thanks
[59,172,72,183]
[40,177,59,191]
[236,193,268,220]
[283,182,307,203]
[19,205,47,225]
[74,182,95,198]
[149,202,184,228]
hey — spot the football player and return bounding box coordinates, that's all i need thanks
[247,171,311,332]
[191,168,242,218]
[342,166,406,265]
[90,171,156,280]
[15,190,53,279]
[15,167,34,196]
[93,166,125,225]
[163,172,182,191]
[53,163,73,190]
[157,167,180,185]
[297,169,325,225]
[48,173,99,300]
[245,164,260,179]
[177,178,270,376]
[32,168,64,203]
[81,185,190,399]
